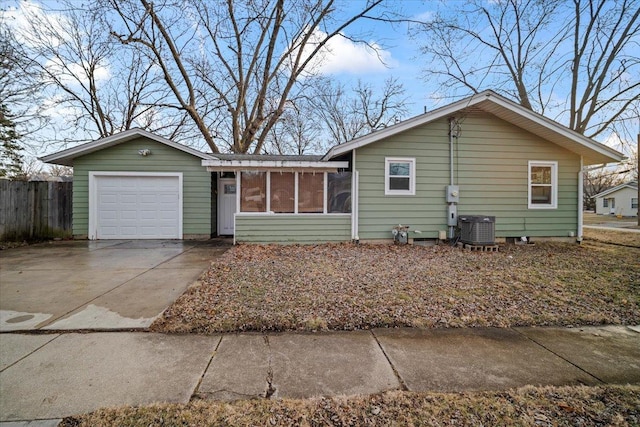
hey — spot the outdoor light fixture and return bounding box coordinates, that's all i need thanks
[138,149,152,156]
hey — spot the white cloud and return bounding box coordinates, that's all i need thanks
[298,29,397,76]
[44,57,111,87]
[2,1,72,48]
[412,11,434,23]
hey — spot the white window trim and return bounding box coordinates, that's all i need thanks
[385,157,416,196]
[528,161,558,209]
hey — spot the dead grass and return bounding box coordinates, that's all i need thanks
[583,228,640,248]
[583,212,639,227]
[59,385,640,427]
[152,241,640,334]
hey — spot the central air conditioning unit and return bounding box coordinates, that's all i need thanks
[458,215,495,245]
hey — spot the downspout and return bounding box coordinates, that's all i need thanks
[577,156,583,243]
[578,161,615,243]
[351,149,359,242]
[450,118,455,187]
[447,118,458,239]
[234,172,240,245]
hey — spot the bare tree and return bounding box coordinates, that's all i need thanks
[413,0,640,141]
[0,12,48,167]
[107,0,386,154]
[11,2,178,146]
[311,76,408,145]
[0,16,43,114]
[264,98,324,155]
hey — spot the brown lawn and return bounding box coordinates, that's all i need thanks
[152,240,639,334]
[61,385,640,427]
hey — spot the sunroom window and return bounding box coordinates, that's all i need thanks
[238,171,351,214]
[528,161,557,209]
[327,172,352,213]
[298,173,324,213]
[270,172,295,213]
[240,171,266,212]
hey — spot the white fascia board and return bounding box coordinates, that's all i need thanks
[40,128,215,166]
[202,159,349,171]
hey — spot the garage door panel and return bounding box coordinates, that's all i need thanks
[100,194,117,203]
[159,211,176,219]
[93,174,181,239]
[140,211,158,220]
[120,210,137,220]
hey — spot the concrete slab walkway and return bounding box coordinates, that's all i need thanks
[0,240,230,331]
[1,325,638,423]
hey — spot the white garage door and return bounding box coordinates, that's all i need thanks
[92,173,182,239]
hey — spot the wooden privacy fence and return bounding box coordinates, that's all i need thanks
[0,180,72,241]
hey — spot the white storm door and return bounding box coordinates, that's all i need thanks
[218,178,236,235]
[90,172,182,239]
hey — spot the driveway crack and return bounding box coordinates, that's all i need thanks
[511,328,606,384]
[371,330,408,391]
[190,335,223,401]
[264,335,277,399]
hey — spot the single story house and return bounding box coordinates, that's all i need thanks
[593,182,638,217]
[41,90,624,243]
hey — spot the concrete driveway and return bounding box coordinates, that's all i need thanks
[0,239,230,331]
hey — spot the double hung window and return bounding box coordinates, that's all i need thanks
[528,161,557,209]
[385,158,415,196]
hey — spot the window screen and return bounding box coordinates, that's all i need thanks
[270,172,295,213]
[298,173,324,213]
[240,171,266,212]
[327,172,351,213]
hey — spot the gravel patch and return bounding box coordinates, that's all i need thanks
[152,241,639,333]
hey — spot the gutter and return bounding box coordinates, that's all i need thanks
[351,150,359,241]
[578,156,584,242]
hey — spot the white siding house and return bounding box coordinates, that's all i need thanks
[593,183,639,217]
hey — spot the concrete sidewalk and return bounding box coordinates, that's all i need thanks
[1,325,639,424]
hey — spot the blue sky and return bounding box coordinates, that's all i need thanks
[4,0,638,158]
[319,0,432,119]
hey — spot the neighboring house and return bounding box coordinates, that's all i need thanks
[41,90,624,243]
[593,182,639,217]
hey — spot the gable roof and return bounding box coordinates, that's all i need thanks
[592,182,639,199]
[40,128,215,166]
[323,90,624,166]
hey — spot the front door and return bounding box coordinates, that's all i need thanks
[218,178,236,235]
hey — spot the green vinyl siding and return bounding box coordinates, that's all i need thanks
[355,113,579,240]
[235,214,351,244]
[72,137,211,237]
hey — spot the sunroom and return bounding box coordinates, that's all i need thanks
[203,154,354,244]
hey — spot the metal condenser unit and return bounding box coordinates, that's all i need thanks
[458,215,495,245]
